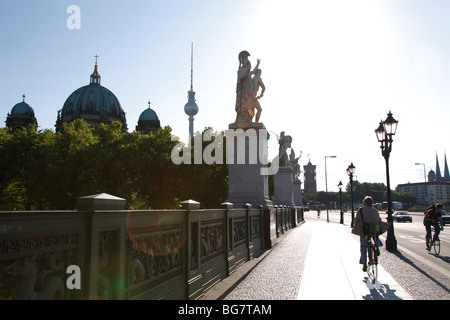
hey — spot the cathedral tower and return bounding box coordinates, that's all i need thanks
[303,159,317,194]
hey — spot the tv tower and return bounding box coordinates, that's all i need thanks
[184,43,199,142]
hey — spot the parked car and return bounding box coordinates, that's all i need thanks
[392,211,412,223]
[441,210,450,226]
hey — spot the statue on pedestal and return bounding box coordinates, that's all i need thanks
[234,51,265,126]
[278,131,292,167]
[290,149,302,181]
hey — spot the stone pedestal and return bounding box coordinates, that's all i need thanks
[274,166,294,207]
[293,179,302,206]
[226,122,273,209]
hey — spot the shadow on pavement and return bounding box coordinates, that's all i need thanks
[391,250,450,295]
[431,253,450,265]
[361,278,403,300]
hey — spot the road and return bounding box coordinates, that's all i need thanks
[379,211,450,278]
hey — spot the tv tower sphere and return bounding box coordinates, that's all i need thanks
[184,91,198,116]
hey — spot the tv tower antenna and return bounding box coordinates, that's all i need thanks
[190,42,194,91]
[184,42,199,142]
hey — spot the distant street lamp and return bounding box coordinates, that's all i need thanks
[346,163,356,228]
[325,155,336,223]
[338,181,343,224]
[415,163,426,183]
[375,111,399,252]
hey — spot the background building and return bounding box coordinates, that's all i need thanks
[55,58,128,132]
[4,57,165,136]
[5,95,38,131]
[136,101,161,134]
[396,152,450,205]
[396,181,450,206]
[303,159,317,194]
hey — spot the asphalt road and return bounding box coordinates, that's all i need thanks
[380,211,449,277]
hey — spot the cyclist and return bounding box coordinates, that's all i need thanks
[424,203,444,251]
[351,196,388,271]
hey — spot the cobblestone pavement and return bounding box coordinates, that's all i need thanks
[378,244,450,300]
[224,222,313,300]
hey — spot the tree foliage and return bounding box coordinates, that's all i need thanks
[0,121,228,210]
[303,181,416,206]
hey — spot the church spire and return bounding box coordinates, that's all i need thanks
[436,152,442,180]
[444,151,450,181]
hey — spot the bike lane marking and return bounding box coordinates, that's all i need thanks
[297,222,357,300]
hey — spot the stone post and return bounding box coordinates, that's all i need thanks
[274,166,294,207]
[293,179,302,206]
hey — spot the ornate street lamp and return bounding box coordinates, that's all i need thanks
[375,111,398,252]
[325,155,336,223]
[338,181,343,224]
[346,163,356,227]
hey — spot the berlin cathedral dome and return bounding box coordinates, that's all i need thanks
[55,57,127,132]
[136,101,161,134]
[5,94,38,132]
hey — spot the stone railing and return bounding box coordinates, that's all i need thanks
[0,194,303,300]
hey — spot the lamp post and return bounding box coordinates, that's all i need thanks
[415,163,427,205]
[375,111,398,252]
[338,181,343,224]
[415,163,426,183]
[325,155,337,223]
[346,163,356,228]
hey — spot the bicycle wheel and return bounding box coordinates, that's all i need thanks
[433,240,441,255]
[368,250,378,284]
[366,242,379,289]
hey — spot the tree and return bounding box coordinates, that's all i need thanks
[0,122,230,210]
[0,124,58,209]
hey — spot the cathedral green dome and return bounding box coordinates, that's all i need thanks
[5,95,38,131]
[55,59,127,132]
[139,106,159,122]
[11,100,35,117]
[136,101,160,134]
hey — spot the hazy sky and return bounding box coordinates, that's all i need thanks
[1,0,449,193]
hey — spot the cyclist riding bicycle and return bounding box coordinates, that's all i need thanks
[351,196,388,272]
[424,203,444,251]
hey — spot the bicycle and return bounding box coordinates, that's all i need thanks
[427,226,441,255]
[365,234,381,289]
